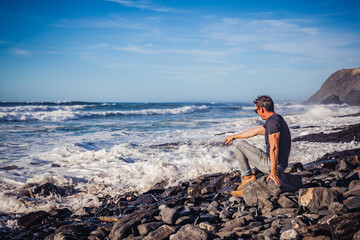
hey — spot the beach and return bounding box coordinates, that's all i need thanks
[0,102,360,239]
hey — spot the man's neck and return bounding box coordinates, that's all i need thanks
[264,111,276,120]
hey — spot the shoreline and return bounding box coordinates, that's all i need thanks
[1,122,360,239]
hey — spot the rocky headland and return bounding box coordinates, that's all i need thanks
[1,121,360,240]
[306,68,360,106]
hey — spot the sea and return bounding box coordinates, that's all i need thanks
[0,101,359,228]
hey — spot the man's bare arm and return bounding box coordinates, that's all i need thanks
[224,126,265,145]
[266,131,282,186]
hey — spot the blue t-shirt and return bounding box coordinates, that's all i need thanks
[263,114,291,169]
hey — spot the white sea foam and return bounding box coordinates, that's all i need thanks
[0,105,209,122]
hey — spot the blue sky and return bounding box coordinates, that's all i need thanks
[0,0,359,102]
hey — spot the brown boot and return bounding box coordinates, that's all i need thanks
[230,175,256,198]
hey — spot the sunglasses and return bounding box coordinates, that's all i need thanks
[254,107,260,113]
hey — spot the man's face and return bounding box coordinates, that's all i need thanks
[254,104,266,120]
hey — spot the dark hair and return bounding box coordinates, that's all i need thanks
[253,95,274,112]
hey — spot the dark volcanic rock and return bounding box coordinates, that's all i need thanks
[306,68,360,106]
[293,123,360,143]
[18,211,50,229]
[320,94,343,105]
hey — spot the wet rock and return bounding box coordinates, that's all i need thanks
[54,224,90,240]
[18,211,50,229]
[110,207,158,239]
[143,225,176,240]
[280,229,299,240]
[328,201,349,215]
[298,187,339,212]
[137,222,164,236]
[160,207,179,225]
[170,224,210,240]
[343,196,360,210]
[132,193,158,206]
[303,236,330,240]
[329,212,360,240]
[33,183,73,197]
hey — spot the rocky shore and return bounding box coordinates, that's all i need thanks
[1,125,360,240]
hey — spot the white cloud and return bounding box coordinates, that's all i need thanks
[12,48,31,57]
[106,0,185,13]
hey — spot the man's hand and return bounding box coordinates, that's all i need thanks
[224,136,234,145]
[266,172,282,186]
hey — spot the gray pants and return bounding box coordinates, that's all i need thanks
[235,140,273,176]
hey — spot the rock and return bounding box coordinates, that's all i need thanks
[343,196,360,210]
[349,180,360,189]
[328,201,349,215]
[353,229,360,240]
[298,187,339,212]
[137,222,164,236]
[72,207,91,217]
[280,229,299,240]
[219,209,232,219]
[18,211,50,229]
[175,216,196,225]
[160,207,179,225]
[162,186,185,198]
[329,212,360,239]
[344,184,360,197]
[303,236,330,240]
[271,208,297,217]
[143,225,176,240]
[54,224,90,240]
[110,207,158,239]
[199,222,215,232]
[320,94,343,104]
[292,217,309,235]
[306,68,360,106]
[132,194,158,206]
[336,159,354,172]
[33,183,72,197]
[284,162,304,173]
[242,176,281,206]
[170,224,210,240]
[278,195,297,208]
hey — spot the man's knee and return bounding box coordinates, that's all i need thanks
[235,140,249,150]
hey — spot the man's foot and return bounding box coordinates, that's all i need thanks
[230,174,256,198]
[236,175,256,190]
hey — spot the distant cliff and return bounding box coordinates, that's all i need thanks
[306,68,360,106]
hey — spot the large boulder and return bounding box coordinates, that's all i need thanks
[306,68,360,106]
[242,173,302,207]
[298,187,340,212]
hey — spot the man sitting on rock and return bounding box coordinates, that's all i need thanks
[224,95,291,197]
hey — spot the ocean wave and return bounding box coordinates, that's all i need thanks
[0,105,209,122]
[0,105,88,112]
